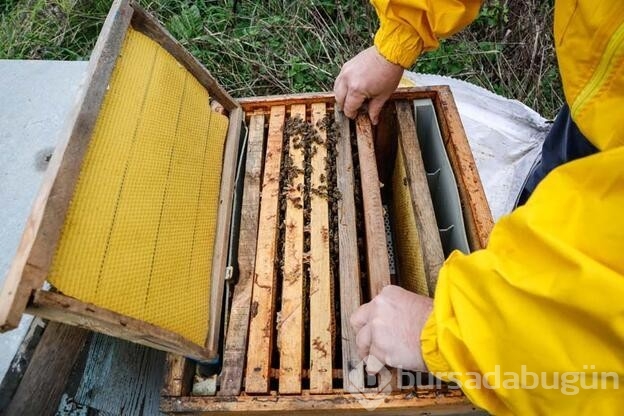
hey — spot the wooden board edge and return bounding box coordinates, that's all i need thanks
[237,88,441,112]
[244,106,286,394]
[432,87,494,249]
[160,390,480,414]
[278,105,306,395]
[395,101,445,295]
[308,102,333,394]
[355,115,402,391]
[0,0,134,332]
[26,290,214,362]
[354,115,391,296]
[334,109,364,393]
[219,112,266,396]
[0,318,46,410]
[162,353,195,397]
[206,107,244,354]
[129,3,239,112]
[4,322,90,415]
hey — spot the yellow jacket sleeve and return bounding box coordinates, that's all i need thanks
[370,0,482,68]
[421,146,624,415]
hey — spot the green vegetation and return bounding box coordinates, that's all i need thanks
[0,0,562,117]
[415,0,563,117]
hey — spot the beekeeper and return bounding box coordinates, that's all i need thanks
[335,1,624,414]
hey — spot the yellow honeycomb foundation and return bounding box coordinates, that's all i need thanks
[392,145,429,296]
[49,28,228,346]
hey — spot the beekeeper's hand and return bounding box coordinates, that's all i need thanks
[334,46,403,125]
[351,285,433,373]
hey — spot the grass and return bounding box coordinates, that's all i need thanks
[415,0,563,117]
[0,0,563,118]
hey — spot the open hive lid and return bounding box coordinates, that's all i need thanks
[0,0,243,361]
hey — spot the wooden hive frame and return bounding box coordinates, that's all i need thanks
[0,0,243,362]
[161,88,494,415]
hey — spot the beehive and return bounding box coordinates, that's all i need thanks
[0,0,493,414]
[159,90,491,414]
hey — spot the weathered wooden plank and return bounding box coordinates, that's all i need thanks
[271,368,343,379]
[334,110,364,393]
[206,106,244,357]
[237,92,336,110]
[431,88,493,249]
[245,105,286,394]
[309,103,333,394]
[5,322,89,416]
[162,353,194,397]
[130,4,238,112]
[278,105,306,394]
[0,0,133,332]
[237,88,439,113]
[75,334,165,415]
[26,290,213,361]
[160,387,479,415]
[395,101,444,295]
[219,112,266,396]
[355,114,399,391]
[355,115,391,296]
[0,318,46,411]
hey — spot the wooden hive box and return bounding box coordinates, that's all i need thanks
[0,0,494,414]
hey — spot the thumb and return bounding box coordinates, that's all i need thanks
[367,96,387,125]
[364,353,386,375]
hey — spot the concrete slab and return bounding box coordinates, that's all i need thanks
[0,59,88,381]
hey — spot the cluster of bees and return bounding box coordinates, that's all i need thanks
[275,113,343,353]
[279,114,342,213]
[320,114,343,365]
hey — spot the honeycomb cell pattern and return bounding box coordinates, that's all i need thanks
[391,146,429,296]
[49,27,229,346]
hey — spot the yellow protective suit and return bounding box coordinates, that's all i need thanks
[370,0,624,414]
